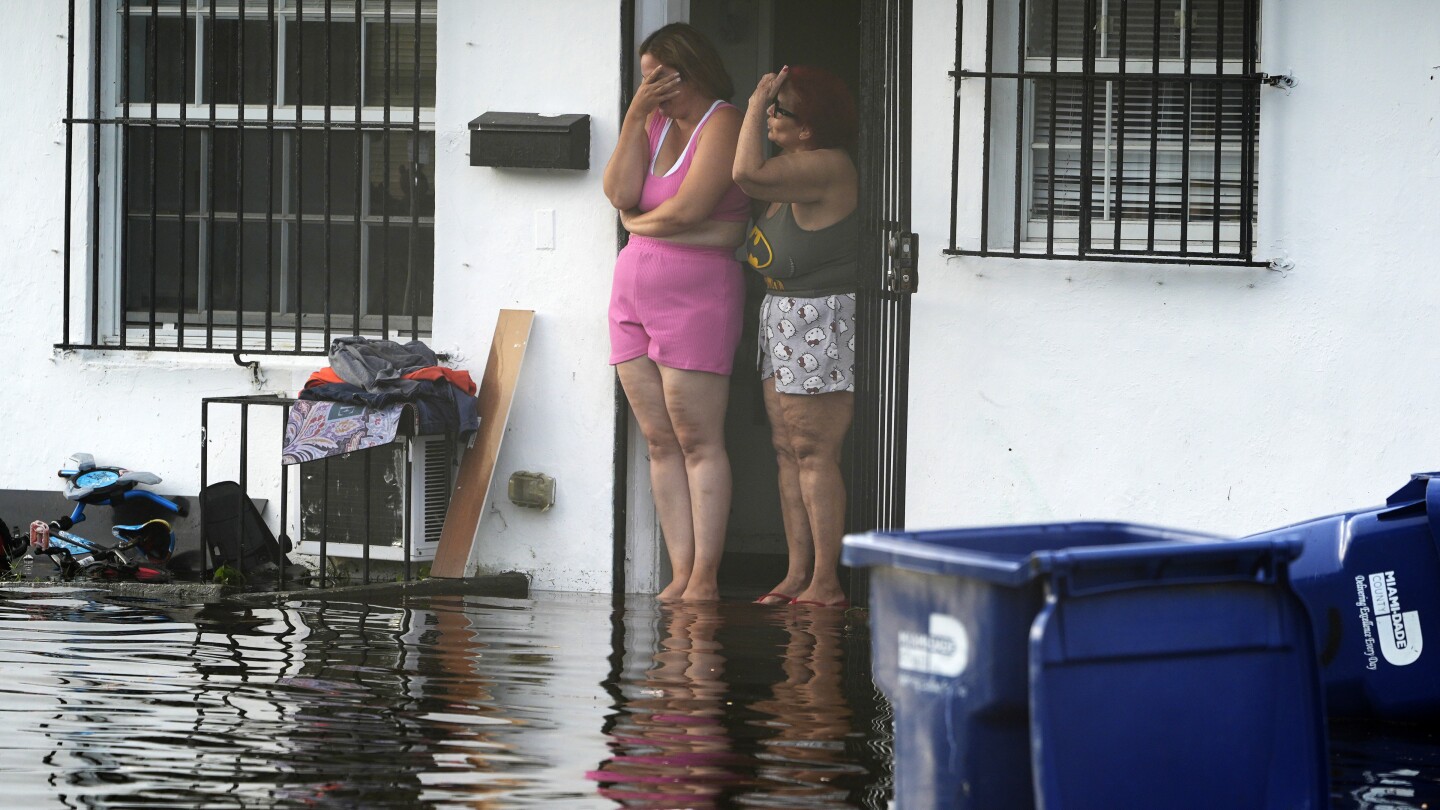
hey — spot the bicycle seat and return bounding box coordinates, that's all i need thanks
[59,453,162,504]
[112,519,175,563]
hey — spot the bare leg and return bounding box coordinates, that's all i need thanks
[758,383,815,603]
[657,365,732,602]
[776,390,853,606]
[617,358,696,600]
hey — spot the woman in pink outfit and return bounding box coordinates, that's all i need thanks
[603,24,750,602]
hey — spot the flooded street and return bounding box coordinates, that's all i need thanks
[0,585,1432,808]
[0,588,888,808]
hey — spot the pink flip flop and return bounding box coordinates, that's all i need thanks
[753,592,794,605]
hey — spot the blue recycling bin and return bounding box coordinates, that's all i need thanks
[843,522,1328,810]
[1244,472,1440,719]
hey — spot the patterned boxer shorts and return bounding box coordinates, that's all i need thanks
[757,292,857,394]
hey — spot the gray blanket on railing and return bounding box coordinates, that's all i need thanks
[328,336,439,395]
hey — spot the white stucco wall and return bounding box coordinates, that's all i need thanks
[905,0,1440,537]
[433,0,620,590]
[0,3,278,499]
[0,1,624,593]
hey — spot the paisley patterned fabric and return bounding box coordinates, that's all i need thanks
[281,400,415,465]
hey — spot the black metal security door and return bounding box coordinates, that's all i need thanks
[850,0,916,537]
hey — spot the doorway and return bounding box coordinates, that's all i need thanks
[695,0,863,595]
[621,0,896,597]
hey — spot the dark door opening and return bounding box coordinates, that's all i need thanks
[847,0,917,607]
[616,0,907,598]
[683,1,866,595]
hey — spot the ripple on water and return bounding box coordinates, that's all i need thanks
[0,586,1432,808]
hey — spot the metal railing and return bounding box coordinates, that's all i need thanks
[946,0,1265,266]
[201,394,428,591]
[62,0,437,355]
[851,0,916,539]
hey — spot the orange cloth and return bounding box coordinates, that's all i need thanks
[404,366,478,395]
[304,368,345,388]
[303,366,476,396]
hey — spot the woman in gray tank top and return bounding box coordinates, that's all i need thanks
[733,66,859,608]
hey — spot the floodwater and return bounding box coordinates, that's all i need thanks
[0,586,1433,809]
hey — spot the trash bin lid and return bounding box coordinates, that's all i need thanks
[842,521,1236,587]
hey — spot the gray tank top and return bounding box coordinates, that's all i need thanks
[745,202,859,296]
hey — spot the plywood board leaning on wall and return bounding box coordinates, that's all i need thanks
[430,310,535,578]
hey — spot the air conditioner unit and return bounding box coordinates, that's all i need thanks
[297,435,457,562]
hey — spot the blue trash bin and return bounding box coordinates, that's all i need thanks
[843,522,1328,810]
[1244,472,1440,719]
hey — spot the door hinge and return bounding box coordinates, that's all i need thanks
[887,232,919,294]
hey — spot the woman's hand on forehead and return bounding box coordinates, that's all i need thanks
[632,61,683,115]
[748,66,789,108]
[642,61,680,83]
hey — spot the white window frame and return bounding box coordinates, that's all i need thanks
[94,0,437,352]
[948,0,1265,265]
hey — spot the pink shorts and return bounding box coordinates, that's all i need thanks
[608,236,745,375]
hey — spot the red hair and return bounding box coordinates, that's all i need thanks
[784,65,857,151]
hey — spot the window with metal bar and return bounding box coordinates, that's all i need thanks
[946,0,1265,266]
[64,0,436,354]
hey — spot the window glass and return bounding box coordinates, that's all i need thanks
[123,220,200,315]
[293,222,360,315]
[204,220,290,314]
[284,20,361,108]
[367,225,434,318]
[294,130,361,217]
[1027,0,1250,63]
[208,128,288,214]
[125,15,190,104]
[950,0,1261,262]
[364,22,437,107]
[1030,78,1251,224]
[368,132,435,217]
[205,18,277,105]
[122,4,437,109]
[108,0,438,342]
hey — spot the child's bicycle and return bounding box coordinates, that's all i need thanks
[14,453,187,581]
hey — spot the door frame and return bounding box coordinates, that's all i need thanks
[849,0,916,538]
[613,0,916,596]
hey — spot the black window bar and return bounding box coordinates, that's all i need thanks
[62,0,437,355]
[946,0,1267,266]
[201,394,428,591]
[851,0,915,538]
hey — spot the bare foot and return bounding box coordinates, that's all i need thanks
[792,585,848,607]
[658,579,689,602]
[680,581,721,602]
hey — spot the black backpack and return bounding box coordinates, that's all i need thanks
[199,481,292,576]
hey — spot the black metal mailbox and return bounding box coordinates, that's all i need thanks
[468,112,590,170]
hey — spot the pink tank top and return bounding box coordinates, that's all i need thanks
[639,100,751,222]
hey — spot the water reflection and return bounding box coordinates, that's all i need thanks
[590,601,889,808]
[590,603,744,807]
[748,607,873,806]
[1330,718,1440,810]
[0,587,1431,808]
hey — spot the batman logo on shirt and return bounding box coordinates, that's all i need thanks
[747,226,773,270]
